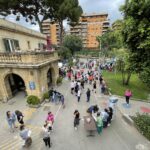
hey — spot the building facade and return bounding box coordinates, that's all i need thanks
[0,19,59,101]
[70,13,110,49]
[41,20,61,45]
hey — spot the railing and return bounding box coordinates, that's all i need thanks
[0,51,59,64]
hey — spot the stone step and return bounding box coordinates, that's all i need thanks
[0,125,43,150]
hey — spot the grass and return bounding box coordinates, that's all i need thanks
[102,71,150,100]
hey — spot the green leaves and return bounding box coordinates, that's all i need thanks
[121,0,150,87]
[133,113,150,140]
[63,35,83,55]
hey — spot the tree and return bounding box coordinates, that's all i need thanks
[0,0,83,40]
[96,20,124,56]
[116,49,132,85]
[58,46,72,60]
[63,35,83,55]
[120,0,150,87]
[46,0,83,44]
[0,0,50,32]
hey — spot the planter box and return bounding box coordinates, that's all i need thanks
[27,104,41,108]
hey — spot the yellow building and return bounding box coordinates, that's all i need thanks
[0,19,59,101]
[70,13,110,49]
[42,20,61,45]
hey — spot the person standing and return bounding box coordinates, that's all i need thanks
[74,110,80,130]
[20,125,32,148]
[60,95,65,108]
[70,80,75,94]
[96,112,103,134]
[77,89,81,102]
[86,88,91,102]
[75,83,79,96]
[46,112,54,125]
[42,123,52,148]
[102,109,109,128]
[93,81,97,93]
[15,110,24,125]
[6,111,17,132]
[125,89,132,105]
[107,107,113,126]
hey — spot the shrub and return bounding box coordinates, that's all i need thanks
[57,76,63,84]
[132,113,150,140]
[27,95,40,105]
[43,92,49,99]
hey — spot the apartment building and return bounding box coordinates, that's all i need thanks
[70,13,110,49]
[0,19,59,101]
[42,20,61,45]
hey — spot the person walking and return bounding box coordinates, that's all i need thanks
[6,111,17,132]
[93,81,97,93]
[77,89,81,102]
[125,89,132,105]
[46,112,54,125]
[42,123,52,148]
[20,125,32,148]
[15,110,24,125]
[75,83,79,96]
[60,95,65,108]
[70,80,75,94]
[95,112,103,134]
[86,88,91,102]
[74,110,80,130]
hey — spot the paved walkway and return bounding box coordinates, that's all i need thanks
[0,79,150,150]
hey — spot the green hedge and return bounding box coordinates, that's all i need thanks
[132,113,150,140]
[27,95,40,105]
[43,92,49,99]
[57,76,63,84]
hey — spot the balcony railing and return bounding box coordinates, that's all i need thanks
[0,51,59,65]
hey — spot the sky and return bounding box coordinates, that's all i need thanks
[3,0,125,32]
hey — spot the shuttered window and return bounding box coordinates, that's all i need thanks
[3,39,20,52]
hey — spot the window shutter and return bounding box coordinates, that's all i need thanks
[3,39,11,52]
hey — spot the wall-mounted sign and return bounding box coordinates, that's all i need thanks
[29,81,36,90]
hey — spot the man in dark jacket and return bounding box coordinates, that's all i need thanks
[86,88,91,102]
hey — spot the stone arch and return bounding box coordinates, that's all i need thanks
[47,67,56,89]
[4,72,26,99]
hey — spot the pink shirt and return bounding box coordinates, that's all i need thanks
[46,114,54,122]
[125,91,132,97]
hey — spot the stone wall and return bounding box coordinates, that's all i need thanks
[0,61,59,101]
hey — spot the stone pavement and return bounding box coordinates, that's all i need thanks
[0,79,150,150]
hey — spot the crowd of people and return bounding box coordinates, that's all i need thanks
[5,58,132,148]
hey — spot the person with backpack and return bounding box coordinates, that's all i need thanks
[86,88,91,102]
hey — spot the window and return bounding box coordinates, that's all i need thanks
[38,43,45,50]
[27,41,31,49]
[3,38,20,52]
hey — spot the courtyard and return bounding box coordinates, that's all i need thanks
[0,78,149,150]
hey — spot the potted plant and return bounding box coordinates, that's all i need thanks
[43,92,50,102]
[27,95,40,108]
[57,76,63,85]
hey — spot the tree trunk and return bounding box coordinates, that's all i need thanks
[35,15,43,33]
[125,72,131,85]
[59,21,63,45]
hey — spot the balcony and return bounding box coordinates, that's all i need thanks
[0,51,59,68]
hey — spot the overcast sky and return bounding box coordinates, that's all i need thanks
[4,0,125,32]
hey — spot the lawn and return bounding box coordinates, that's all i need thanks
[102,71,150,101]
